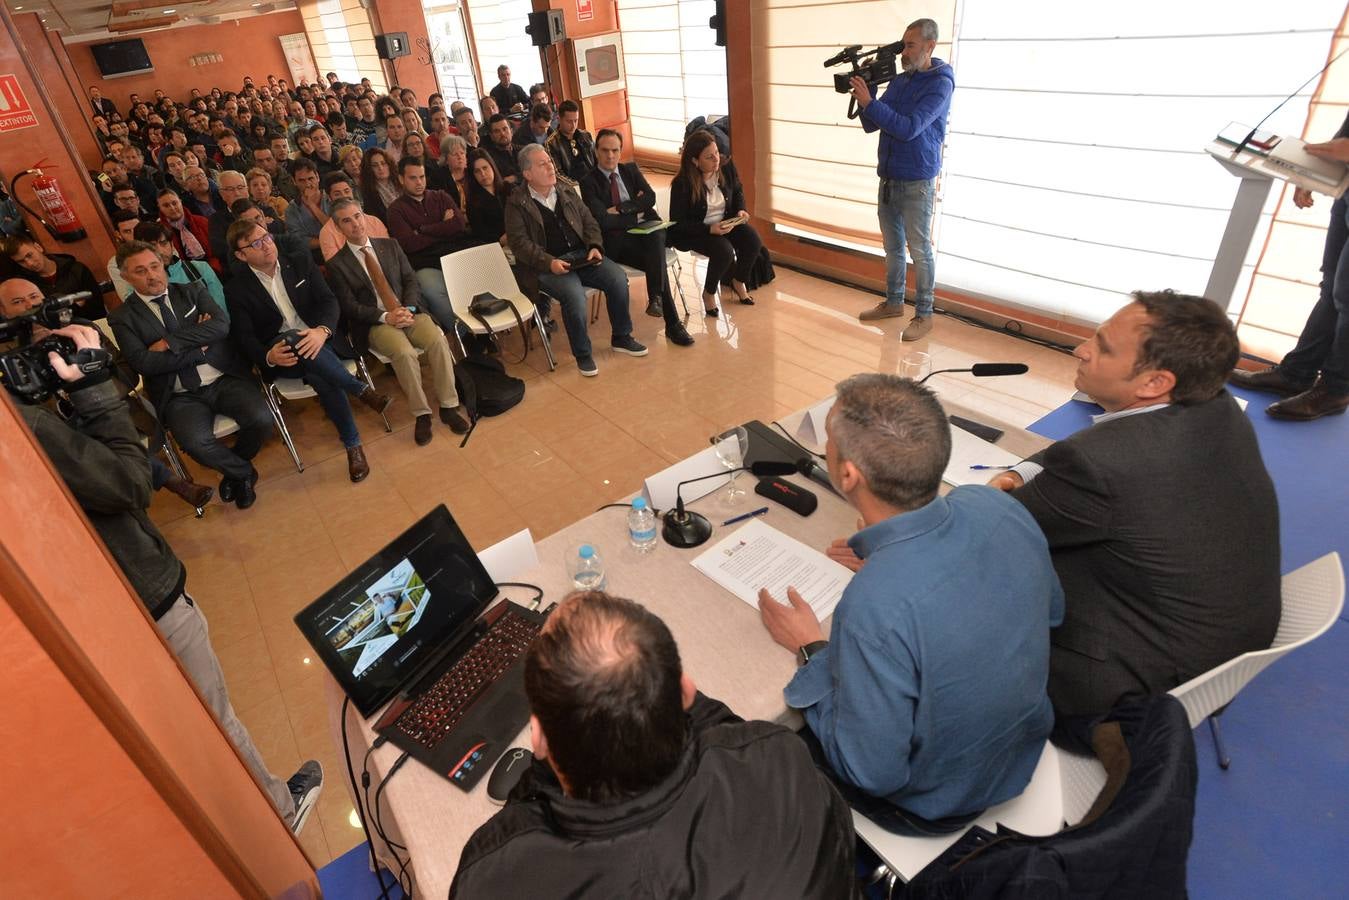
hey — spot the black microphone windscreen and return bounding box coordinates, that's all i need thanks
[750,459,798,477]
[970,363,1029,377]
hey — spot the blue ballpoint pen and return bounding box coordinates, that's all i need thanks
[968,464,1015,470]
[722,507,769,526]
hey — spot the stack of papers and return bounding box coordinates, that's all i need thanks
[691,518,853,620]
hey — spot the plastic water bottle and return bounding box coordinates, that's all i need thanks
[627,497,657,553]
[570,544,607,591]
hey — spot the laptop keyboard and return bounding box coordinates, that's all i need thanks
[394,608,542,750]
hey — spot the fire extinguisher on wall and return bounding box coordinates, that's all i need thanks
[9,161,88,243]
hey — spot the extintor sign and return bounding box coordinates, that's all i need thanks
[0,74,38,133]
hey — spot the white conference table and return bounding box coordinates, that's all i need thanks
[323,395,1051,899]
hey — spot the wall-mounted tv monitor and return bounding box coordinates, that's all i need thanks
[91,39,154,79]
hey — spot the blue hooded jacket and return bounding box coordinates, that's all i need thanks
[860,58,955,182]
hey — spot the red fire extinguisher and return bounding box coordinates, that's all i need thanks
[9,161,88,243]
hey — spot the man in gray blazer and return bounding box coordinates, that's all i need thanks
[991,290,1281,723]
[109,241,274,509]
[324,198,470,446]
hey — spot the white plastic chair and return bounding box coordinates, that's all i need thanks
[263,356,389,473]
[852,739,1107,885]
[1168,551,1344,768]
[439,243,556,370]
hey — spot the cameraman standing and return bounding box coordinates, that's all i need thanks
[851,18,954,341]
[12,323,324,834]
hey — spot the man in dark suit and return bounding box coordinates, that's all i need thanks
[108,241,274,509]
[990,290,1281,726]
[325,198,469,446]
[223,219,392,483]
[581,129,692,347]
[89,85,117,118]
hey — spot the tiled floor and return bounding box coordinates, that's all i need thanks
[147,247,1082,868]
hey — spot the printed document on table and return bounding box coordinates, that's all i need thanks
[943,425,1022,487]
[691,518,852,620]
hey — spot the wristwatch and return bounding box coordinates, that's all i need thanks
[797,640,829,667]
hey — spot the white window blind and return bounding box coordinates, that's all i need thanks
[465,0,544,104]
[300,0,386,93]
[938,1,1344,325]
[752,1,956,242]
[618,0,728,156]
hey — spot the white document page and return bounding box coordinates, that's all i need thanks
[943,424,1023,487]
[691,518,853,620]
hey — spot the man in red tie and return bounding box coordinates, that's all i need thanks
[580,129,692,347]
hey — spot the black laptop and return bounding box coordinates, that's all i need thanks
[294,505,547,788]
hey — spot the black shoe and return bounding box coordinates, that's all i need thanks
[645,300,663,318]
[610,335,649,357]
[1228,366,1311,397]
[667,324,694,346]
[357,387,394,415]
[704,306,720,318]
[218,477,237,503]
[738,295,755,305]
[234,477,257,509]
[439,405,471,434]
[287,760,324,836]
[415,413,434,445]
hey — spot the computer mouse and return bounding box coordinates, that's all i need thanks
[487,747,532,805]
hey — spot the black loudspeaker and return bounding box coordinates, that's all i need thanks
[375,32,411,60]
[709,0,726,47]
[525,9,566,47]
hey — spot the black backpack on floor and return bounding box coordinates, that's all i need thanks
[454,354,525,418]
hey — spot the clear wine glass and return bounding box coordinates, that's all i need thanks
[713,424,749,504]
[901,350,932,383]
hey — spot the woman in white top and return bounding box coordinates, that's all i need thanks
[668,130,763,317]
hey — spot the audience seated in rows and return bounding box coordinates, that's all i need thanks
[760,373,1063,834]
[450,591,857,897]
[319,173,388,261]
[156,188,219,274]
[358,148,400,223]
[2,235,105,319]
[513,103,555,150]
[385,156,474,337]
[546,100,595,184]
[485,114,522,183]
[435,135,470,209]
[464,149,511,250]
[505,143,647,377]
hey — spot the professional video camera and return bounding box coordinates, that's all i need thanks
[0,293,108,403]
[825,41,903,118]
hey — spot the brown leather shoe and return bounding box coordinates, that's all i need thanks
[165,477,214,509]
[414,414,433,445]
[1228,366,1310,397]
[439,405,471,434]
[1265,381,1349,421]
[347,444,370,482]
[357,387,393,415]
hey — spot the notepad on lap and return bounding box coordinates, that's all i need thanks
[628,219,676,235]
[691,518,852,620]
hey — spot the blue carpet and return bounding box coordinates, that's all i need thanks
[316,842,407,900]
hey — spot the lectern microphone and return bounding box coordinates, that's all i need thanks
[1232,45,1349,158]
[917,362,1028,384]
[663,460,797,548]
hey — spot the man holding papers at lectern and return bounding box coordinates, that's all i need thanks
[757,374,1063,835]
[1229,114,1349,420]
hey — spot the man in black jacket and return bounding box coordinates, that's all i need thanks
[991,290,1281,723]
[582,128,692,346]
[108,241,274,509]
[224,219,391,482]
[450,591,856,897]
[12,323,322,834]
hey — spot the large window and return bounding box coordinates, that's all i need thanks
[300,0,387,92]
[464,0,544,104]
[618,0,728,156]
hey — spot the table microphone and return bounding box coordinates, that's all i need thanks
[796,457,843,498]
[663,460,797,548]
[917,362,1028,384]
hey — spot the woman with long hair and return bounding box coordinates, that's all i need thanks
[401,106,427,139]
[465,148,510,249]
[668,130,763,316]
[358,147,399,223]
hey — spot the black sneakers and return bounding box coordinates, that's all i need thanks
[610,335,649,357]
[287,759,324,835]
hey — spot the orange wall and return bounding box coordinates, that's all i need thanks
[545,0,632,158]
[2,11,117,281]
[66,11,307,111]
[372,0,439,100]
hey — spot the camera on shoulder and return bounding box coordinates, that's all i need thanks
[825,42,902,94]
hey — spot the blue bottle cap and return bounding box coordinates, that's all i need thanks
[579,544,595,559]
[631,497,647,510]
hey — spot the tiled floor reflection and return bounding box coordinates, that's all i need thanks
[151,233,1081,868]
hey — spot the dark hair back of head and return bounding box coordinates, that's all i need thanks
[530,103,551,123]
[115,239,159,268]
[525,592,687,804]
[322,171,353,193]
[1129,290,1239,405]
[132,221,169,244]
[397,154,425,176]
[111,208,140,225]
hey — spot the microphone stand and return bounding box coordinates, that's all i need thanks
[662,460,797,548]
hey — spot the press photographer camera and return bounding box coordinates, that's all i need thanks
[0,298,112,403]
[826,42,902,117]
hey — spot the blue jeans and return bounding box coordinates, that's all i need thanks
[878,177,936,316]
[1281,194,1349,394]
[290,344,366,448]
[536,257,634,360]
